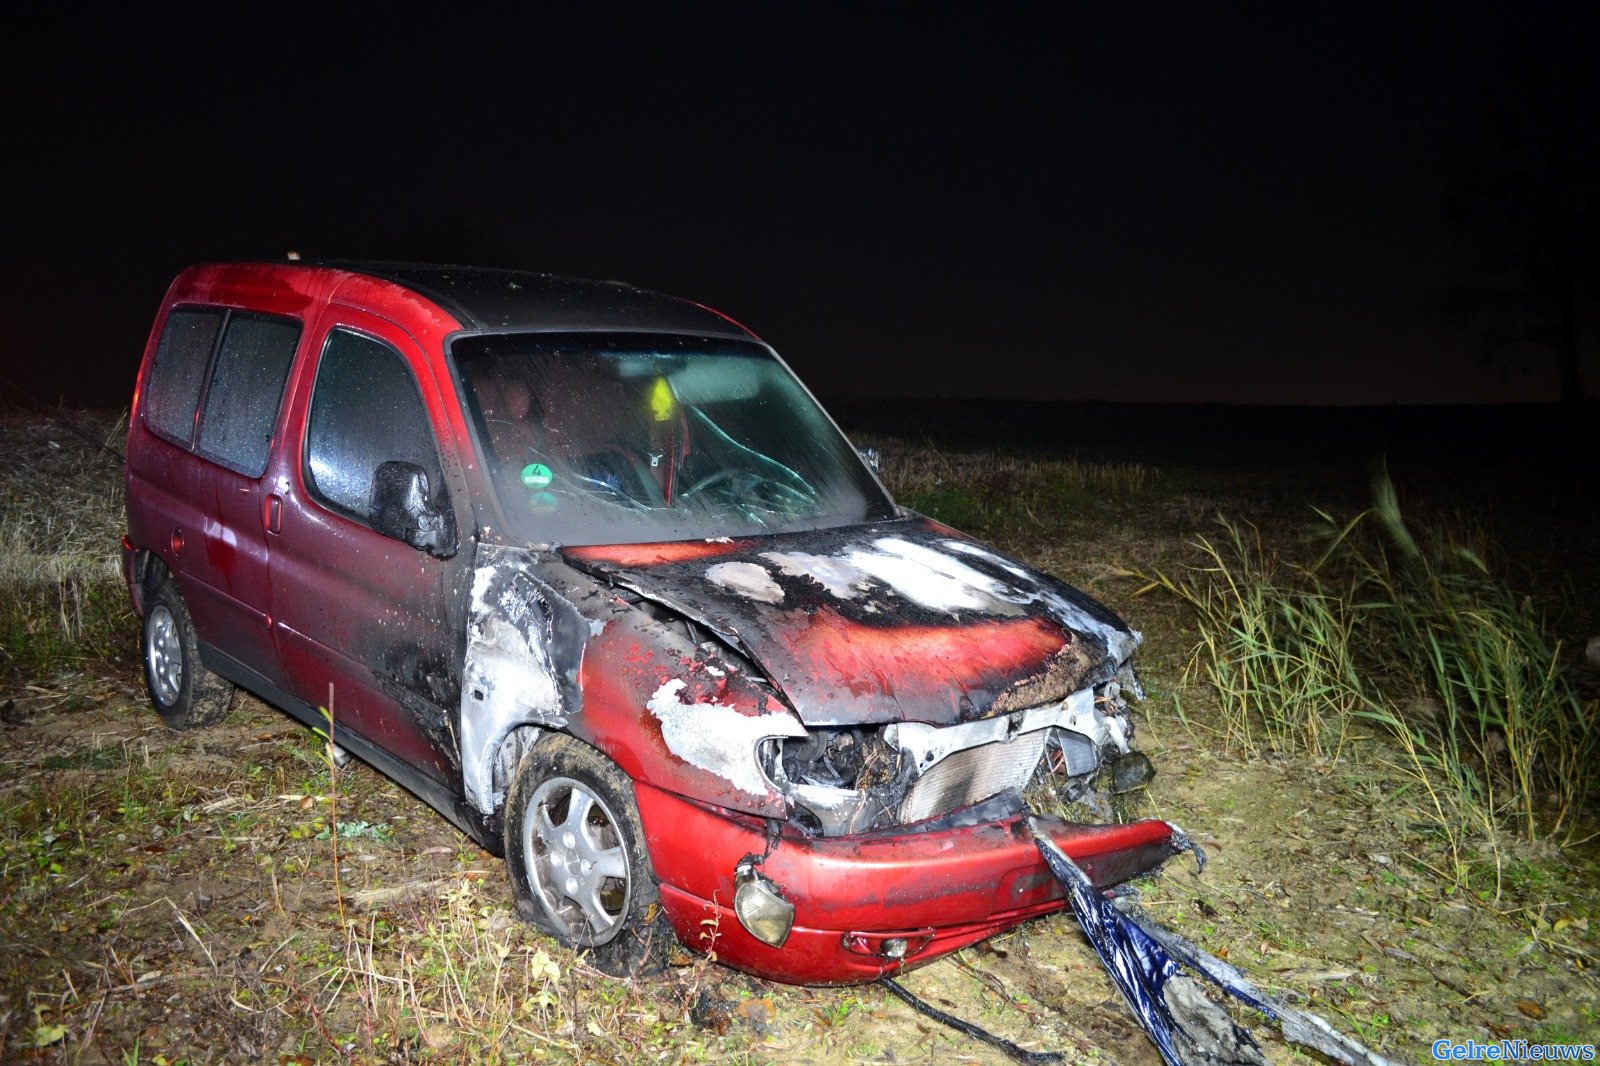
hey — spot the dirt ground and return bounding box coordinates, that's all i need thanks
[2,411,1597,1064]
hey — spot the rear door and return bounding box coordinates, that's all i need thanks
[130,306,302,685]
[266,306,472,780]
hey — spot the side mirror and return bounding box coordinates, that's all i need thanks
[856,446,881,474]
[371,461,456,558]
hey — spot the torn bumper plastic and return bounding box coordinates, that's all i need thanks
[636,782,1184,985]
[1031,819,1397,1066]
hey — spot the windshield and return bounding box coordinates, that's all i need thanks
[452,332,895,545]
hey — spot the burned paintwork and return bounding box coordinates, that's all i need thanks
[459,543,591,812]
[125,260,1183,988]
[460,542,806,821]
[646,678,806,796]
[562,516,1140,728]
[560,516,1149,837]
[462,524,1147,840]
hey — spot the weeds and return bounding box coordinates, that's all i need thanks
[860,436,1154,538]
[323,881,578,1061]
[1138,517,1364,761]
[6,418,1596,1059]
[1139,474,1597,857]
[1358,481,1595,843]
[0,411,132,678]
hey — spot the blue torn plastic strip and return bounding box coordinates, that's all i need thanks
[1029,817,1398,1066]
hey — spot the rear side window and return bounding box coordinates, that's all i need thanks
[195,314,302,477]
[143,309,223,444]
[306,328,447,525]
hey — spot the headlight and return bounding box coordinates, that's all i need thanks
[733,863,795,948]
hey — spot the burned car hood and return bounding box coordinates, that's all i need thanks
[563,517,1139,727]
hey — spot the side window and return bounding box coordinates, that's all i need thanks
[143,308,223,445]
[306,328,447,526]
[195,313,301,477]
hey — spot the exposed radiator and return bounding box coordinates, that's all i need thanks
[897,728,1050,824]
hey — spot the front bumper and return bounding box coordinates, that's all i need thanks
[635,783,1183,985]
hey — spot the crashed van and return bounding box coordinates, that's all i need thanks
[123,262,1186,984]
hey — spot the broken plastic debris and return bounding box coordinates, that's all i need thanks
[1029,817,1397,1066]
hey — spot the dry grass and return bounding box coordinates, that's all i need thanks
[866,436,1155,500]
[0,411,132,677]
[1132,484,1597,867]
[3,417,1598,1062]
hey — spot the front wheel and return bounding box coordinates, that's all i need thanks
[142,579,234,729]
[504,734,673,976]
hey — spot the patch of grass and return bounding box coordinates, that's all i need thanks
[900,485,988,531]
[0,575,132,677]
[1135,516,1364,761]
[41,743,128,771]
[321,879,578,1061]
[1136,475,1598,860]
[1355,478,1597,844]
[317,819,392,843]
[0,411,132,679]
[864,436,1156,541]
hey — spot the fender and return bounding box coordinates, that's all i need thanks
[458,542,801,819]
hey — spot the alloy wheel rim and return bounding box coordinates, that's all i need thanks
[523,776,630,944]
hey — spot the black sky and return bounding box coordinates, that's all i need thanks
[3,2,1596,409]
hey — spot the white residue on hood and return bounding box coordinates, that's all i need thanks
[706,533,1142,664]
[755,537,1020,613]
[646,678,805,795]
[940,538,1034,581]
[936,538,1142,663]
[705,561,785,604]
[760,550,870,599]
[844,537,1023,614]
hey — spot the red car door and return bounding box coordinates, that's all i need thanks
[265,305,472,781]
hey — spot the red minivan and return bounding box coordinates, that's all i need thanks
[123,261,1184,984]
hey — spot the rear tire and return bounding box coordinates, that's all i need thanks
[504,734,674,977]
[142,580,234,729]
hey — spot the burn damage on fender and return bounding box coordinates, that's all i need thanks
[459,543,591,812]
[459,542,805,820]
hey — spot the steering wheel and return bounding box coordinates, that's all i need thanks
[680,469,816,510]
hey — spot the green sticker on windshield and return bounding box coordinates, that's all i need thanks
[520,463,553,489]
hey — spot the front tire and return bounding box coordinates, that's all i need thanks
[142,579,234,729]
[504,734,673,976]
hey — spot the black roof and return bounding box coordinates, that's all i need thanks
[320,261,757,340]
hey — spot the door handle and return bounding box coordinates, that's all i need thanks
[265,494,283,535]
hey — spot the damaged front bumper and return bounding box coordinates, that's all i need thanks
[765,672,1148,837]
[636,783,1186,985]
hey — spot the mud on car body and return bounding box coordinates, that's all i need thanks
[123,261,1187,985]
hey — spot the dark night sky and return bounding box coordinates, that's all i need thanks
[3,3,1596,409]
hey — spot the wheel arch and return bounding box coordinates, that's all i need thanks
[129,548,169,616]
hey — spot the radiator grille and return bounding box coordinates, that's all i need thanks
[1054,729,1098,776]
[897,729,1049,824]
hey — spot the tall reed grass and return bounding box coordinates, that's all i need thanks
[1142,476,1596,855]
